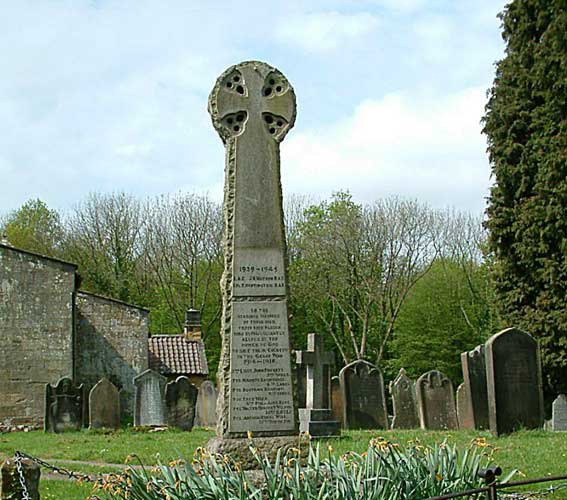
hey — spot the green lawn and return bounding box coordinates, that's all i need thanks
[2,427,567,499]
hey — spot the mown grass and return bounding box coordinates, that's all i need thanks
[2,427,567,499]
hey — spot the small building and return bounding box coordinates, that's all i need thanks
[0,241,149,426]
[148,309,209,387]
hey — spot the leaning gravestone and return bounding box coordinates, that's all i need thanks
[44,377,84,433]
[195,381,218,427]
[485,328,543,435]
[416,370,458,430]
[206,61,298,463]
[89,378,120,430]
[456,382,474,430]
[390,368,419,429]
[461,344,489,429]
[296,333,340,436]
[330,376,343,427]
[552,395,567,431]
[165,376,198,431]
[339,360,388,429]
[133,369,167,427]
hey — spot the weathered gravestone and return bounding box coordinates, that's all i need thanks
[339,360,388,430]
[296,333,340,436]
[1,457,40,500]
[165,376,198,431]
[44,377,84,433]
[390,368,419,429]
[133,369,166,427]
[461,345,489,429]
[206,61,299,462]
[89,378,120,430]
[552,395,567,431]
[485,328,544,435]
[330,376,343,427]
[456,382,474,430]
[416,370,458,430]
[295,361,307,410]
[195,381,218,427]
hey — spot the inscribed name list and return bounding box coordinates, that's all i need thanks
[229,301,295,433]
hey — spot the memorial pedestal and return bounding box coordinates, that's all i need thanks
[299,408,340,437]
[207,435,306,470]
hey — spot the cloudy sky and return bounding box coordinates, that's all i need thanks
[1,0,507,217]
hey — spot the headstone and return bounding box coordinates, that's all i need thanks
[165,376,198,431]
[1,457,40,500]
[133,369,166,427]
[485,328,544,435]
[416,370,458,430]
[208,61,297,439]
[390,368,419,429]
[295,362,307,409]
[195,381,218,427]
[44,377,84,433]
[89,378,120,430]
[330,376,343,426]
[461,345,489,429]
[295,333,340,436]
[456,382,474,430]
[339,360,388,429]
[552,395,567,431]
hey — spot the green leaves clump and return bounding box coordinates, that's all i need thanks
[93,438,495,500]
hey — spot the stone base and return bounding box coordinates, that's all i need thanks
[299,409,341,438]
[1,458,41,500]
[207,435,307,470]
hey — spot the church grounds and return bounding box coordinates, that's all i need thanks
[2,428,567,499]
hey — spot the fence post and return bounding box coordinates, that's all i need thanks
[1,457,40,500]
[478,466,502,500]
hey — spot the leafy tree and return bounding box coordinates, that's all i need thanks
[390,258,499,384]
[482,0,567,398]
[2,199,64,256]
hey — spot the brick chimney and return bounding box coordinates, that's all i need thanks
[184,308,202,340]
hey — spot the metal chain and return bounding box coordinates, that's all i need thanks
[14,452,31,500]
[15,451,96,483]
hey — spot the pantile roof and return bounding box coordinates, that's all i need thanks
[148,335,209,376]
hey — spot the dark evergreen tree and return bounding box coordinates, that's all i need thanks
[483,0,567,399]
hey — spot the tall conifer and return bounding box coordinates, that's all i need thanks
[483,0,567,399]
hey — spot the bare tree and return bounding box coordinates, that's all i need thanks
[290,193,443,365]
[144,193,223,336]
[64,192,146,302]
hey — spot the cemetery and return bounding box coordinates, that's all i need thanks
[1,1,566,499]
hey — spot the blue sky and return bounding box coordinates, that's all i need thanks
[0,0,507,217]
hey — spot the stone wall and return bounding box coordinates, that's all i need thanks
[0,244,76,427]
[75,292,149,417]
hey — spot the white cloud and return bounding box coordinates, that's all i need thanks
[276,12,379,52]
[282,86,490,213]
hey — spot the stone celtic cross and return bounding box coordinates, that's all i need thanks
[209,61,297,438]
[296,333,334,409]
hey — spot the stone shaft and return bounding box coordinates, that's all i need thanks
[209,61,297,438]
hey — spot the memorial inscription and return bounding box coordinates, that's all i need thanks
[230,301,294,432]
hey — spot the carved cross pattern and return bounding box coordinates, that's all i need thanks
[296,333,334,409]
[209,61,296,144]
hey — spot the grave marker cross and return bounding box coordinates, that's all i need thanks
[297,333,334,409]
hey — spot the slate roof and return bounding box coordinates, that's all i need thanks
[148,335,209,376]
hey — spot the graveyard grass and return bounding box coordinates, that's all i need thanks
[3,428,567,499]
